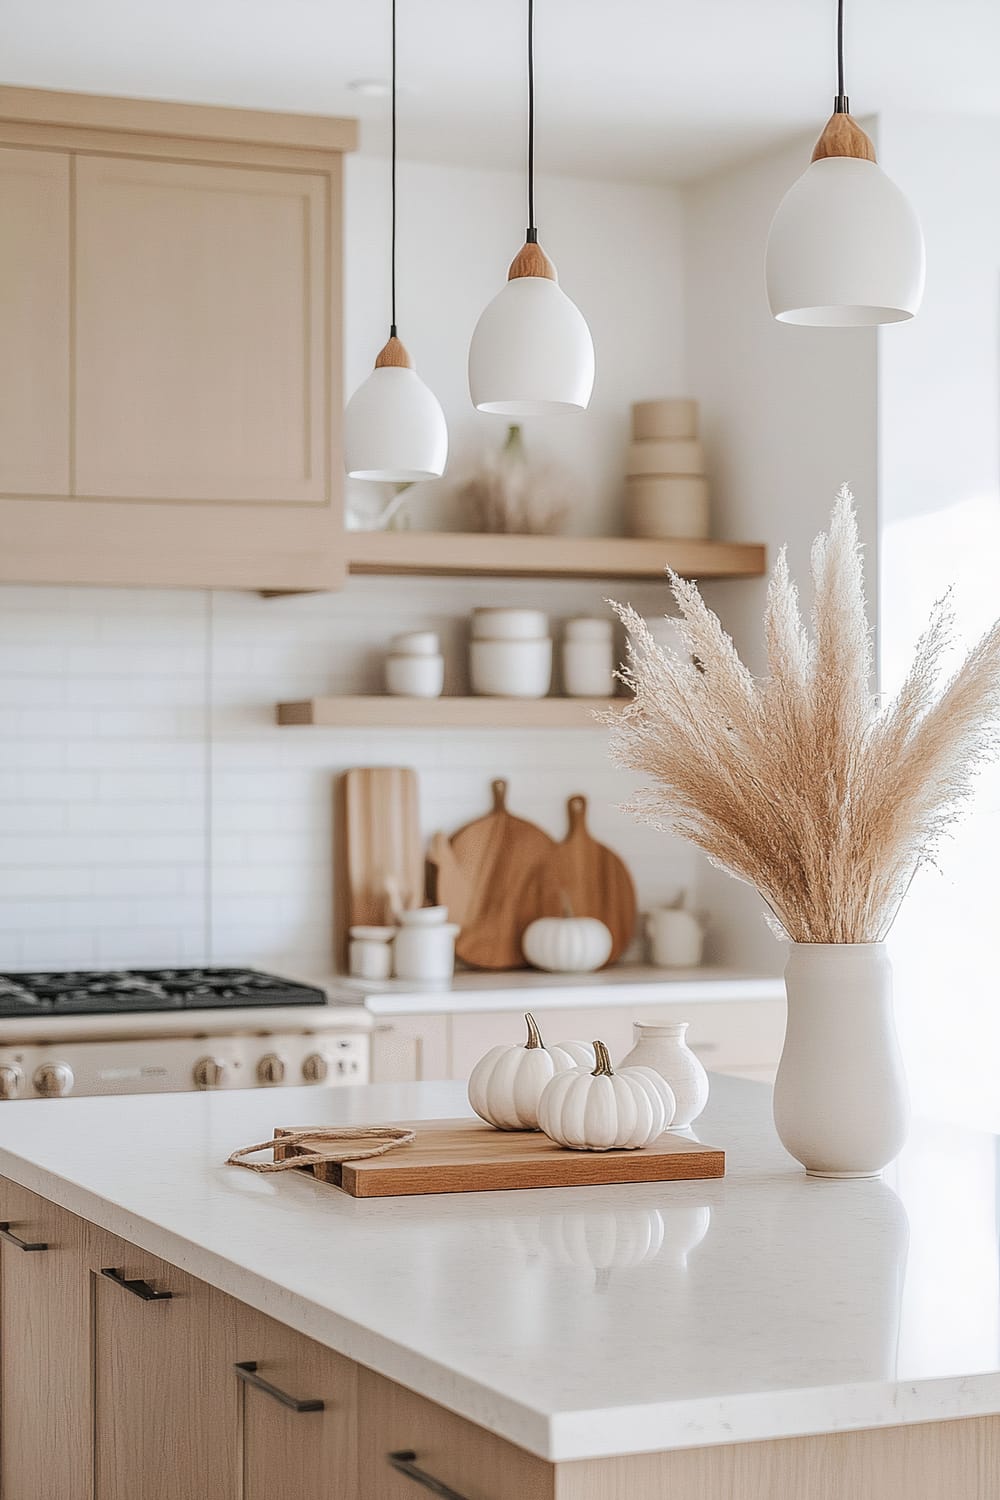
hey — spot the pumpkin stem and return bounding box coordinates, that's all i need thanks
[524,1012,544,1050]
[591,1040,615,1076]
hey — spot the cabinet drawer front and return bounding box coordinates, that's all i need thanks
[90,1229,239,1500]
[0,146,70,496]
[234,1305,356,1500]
[0,1180,91,1500]
[358,1369,552,1500]
[74,154,330,504]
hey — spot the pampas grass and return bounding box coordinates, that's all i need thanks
[608,486,1000,943]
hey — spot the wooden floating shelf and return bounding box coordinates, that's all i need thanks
[345,530,766,582]
[276,697,625,729]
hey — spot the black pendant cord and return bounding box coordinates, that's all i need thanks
[389,0,398,337]
[834,0,849,114]
[526,0,537,243]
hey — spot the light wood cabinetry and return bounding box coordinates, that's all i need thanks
[87,1224,239,1500]
[0,1182,91,1500]
[0,1176,996,1499]
[0,147,70,497]
[234,1304,357,1500]
[370,1013,450,1084]
[358,1367,553,1500]
[0,86,355,590]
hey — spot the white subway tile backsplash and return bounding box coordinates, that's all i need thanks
[0,577,697,972]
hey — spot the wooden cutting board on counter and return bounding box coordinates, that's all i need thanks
[273,1119,724,1198]
[429,779,561,970]
[545,794,637,964]
[336,767,424,963]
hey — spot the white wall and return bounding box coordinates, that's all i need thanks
[344,156,687,537]
[681,130,880,970]
[0,154,700,976]
[877,113,1000,1131]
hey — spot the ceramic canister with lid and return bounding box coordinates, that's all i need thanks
[393,908,461,981]
[348,926,396,980]
[561,616,615,697]
[619,1021,710,1127]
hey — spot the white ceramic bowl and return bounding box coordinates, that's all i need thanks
[390,630,440,657]
[385,653,445,698]
[469,638,552,697]
[564,615,614,643]
[471,607,549,641]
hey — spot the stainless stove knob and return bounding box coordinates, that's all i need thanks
[302,1052,330,1085]
[34,1062,74,1099]
[0,1064,24,1101]
[257,1053,286,1087]
[193,1056,227,1090]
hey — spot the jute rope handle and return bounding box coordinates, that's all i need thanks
[227,1125,416,1174]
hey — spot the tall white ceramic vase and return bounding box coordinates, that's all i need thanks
[773,943,909,1178]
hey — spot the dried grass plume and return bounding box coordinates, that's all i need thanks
[608,486,1000,943]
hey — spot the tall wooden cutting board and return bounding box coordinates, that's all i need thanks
[547,794,637,964]
[336,768,424,965]
[430,779,559,970]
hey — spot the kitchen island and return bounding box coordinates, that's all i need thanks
[1,1076,998,1498]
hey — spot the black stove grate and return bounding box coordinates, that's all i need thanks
[0,968,327,1018]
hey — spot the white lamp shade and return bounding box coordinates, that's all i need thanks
[766,157,925,326]
[469,275,595,415]
[345,366,448,482]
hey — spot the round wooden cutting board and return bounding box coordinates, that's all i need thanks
[545,794,637,964]
[430,779,560,970]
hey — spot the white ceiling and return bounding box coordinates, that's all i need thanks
[2,0,999,183]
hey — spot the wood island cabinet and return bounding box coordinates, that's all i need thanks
[0,1175,995,1500]
[0,86,355,591]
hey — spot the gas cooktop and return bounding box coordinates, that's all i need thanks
[0,968,328,1018]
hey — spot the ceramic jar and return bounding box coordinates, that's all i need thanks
[561,617,615,697]
[348,926,396,980]
[469,609,552,698]
[620,1021,709,1127]
[646,905,705,967]
[385,630,444,697]
[773,942,909,1178]
[393,909,461,982]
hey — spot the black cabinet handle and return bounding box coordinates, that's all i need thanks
[0,1221,47,1252]
[388,1451,471,1500]
[234,1361,324,1413]
[100,1267,173,1301]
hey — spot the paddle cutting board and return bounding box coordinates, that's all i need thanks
[336,767,424,964]
[430,779,560,970]
[273,1118,724,1198]
[546,794,637,964]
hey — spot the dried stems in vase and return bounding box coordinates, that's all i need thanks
[607,486,1000,944]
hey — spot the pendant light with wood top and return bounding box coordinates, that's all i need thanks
[765,0,924,326]
[345,0,448,480]
[468,0,595,414]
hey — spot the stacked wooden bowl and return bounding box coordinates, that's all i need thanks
[625,398,710,540]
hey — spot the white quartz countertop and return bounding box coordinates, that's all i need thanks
[329,965,784,1016]
[0,1077,998,1462]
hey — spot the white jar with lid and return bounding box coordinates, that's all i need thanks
[348,926,396,980]
[393,908,461,982]
[561,617,615,697]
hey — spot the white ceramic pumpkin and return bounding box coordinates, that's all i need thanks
[537,1041,676,1151]
[521,915,613,973]
[555,1039,597,1069]
[468,1013,581,1130]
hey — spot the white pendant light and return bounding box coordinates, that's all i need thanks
[765,0,924,327]
[468,0,595,415]
[345,0,447,481]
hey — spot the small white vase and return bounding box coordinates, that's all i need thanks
[774,942,910,1178]
[620,1021,709,1127]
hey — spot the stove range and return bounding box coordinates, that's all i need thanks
[0,967,328,1018]
[0,968,369,1101]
